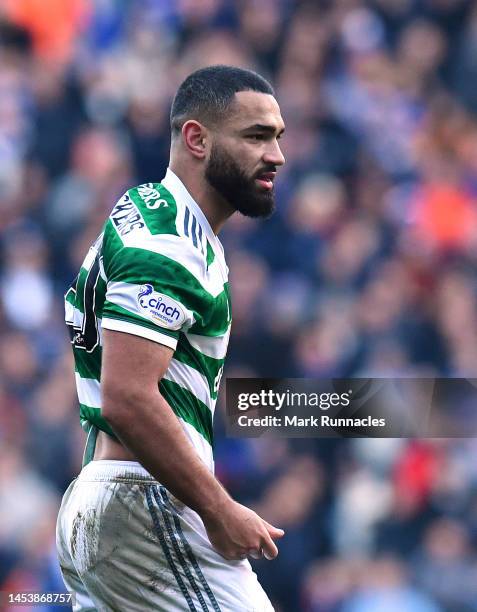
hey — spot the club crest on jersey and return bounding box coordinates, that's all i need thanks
[137,284,186,330]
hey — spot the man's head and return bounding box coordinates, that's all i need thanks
[170,65,285,218]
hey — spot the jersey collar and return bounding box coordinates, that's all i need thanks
[162,168,225,260]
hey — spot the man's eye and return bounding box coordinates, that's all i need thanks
[248,134,265,141]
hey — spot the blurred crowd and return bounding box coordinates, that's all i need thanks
[1,0,477,610]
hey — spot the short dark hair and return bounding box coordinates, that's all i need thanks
[170,65,275,135]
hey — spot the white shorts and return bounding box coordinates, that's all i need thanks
[56,460,274,612]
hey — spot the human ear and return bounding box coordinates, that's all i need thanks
[182,120,207,159]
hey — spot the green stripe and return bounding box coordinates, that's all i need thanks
[175,334,225,398]
[129,184,179,237]
[102,220,124,276]
[206,242,215,267]
[108,248,211,303]
[79,403,116,437]
[65,287,77,307]
[105,249,229,334]
[74,267,88,313]
[101,306,179,340]
[74,346,102,380]
[160,379,213,445]
[95,276,107,311]
[188,288,230,336]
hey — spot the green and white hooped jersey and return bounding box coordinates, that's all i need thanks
[65,169,231,471]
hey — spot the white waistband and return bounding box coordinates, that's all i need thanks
[78,460,157,482]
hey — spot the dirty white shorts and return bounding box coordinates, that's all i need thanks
[56,460,274,612]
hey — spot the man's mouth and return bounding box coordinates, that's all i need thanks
[255,171,276,190]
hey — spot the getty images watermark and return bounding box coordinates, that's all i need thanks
[225,378,477,438]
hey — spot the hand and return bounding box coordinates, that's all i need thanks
[201,499,285,561]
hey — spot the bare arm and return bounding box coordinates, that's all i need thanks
[101,329,227,515]
[101,329,284,560]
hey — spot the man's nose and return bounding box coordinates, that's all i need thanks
[263,140,285,167]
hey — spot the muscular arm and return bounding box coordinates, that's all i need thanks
[101,329,228,516]
[101,329,284,560]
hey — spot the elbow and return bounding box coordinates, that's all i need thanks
[101,384,150,429]
[101,391,125,430]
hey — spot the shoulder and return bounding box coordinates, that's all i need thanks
[107,182,179,238]
[102,190,207,279]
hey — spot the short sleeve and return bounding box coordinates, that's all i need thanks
[101,241,197,350]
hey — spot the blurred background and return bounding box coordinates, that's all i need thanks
[1,0,477,610]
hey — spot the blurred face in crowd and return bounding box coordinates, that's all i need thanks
[204,91,285,218]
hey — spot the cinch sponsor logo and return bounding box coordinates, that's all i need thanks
[137,284,185,329]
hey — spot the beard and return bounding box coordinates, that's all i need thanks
[205,142,276,218]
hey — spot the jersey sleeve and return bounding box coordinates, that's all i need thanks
[100,238,198,351]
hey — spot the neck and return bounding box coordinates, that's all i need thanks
[169,161,234,234]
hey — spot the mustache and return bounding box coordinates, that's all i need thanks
[254,166,277,178]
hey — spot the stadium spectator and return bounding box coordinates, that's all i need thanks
[1,1,477,609]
